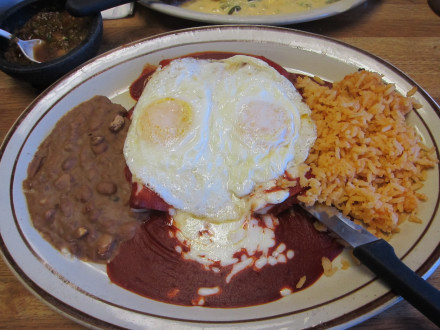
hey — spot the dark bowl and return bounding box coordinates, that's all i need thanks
[0,0,102,87]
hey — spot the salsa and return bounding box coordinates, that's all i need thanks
[4,10,92,65]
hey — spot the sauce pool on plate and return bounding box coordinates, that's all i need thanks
[107,208,343,307]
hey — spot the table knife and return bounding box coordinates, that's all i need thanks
[301,203,440,326]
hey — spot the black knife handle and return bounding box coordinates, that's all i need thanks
[353,239,440,326]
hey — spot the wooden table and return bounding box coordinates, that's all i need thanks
[1,0,439,328]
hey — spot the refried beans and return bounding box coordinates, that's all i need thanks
[23,96,146,262]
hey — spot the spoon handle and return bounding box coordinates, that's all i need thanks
[0,28,13,41]
[66,0,133,16]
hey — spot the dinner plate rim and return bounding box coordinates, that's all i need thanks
[0,25,439,329]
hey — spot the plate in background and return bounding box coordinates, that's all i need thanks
[140,0,366,25]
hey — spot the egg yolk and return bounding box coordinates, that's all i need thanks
[237,101,293,151]
[138,97,193,146]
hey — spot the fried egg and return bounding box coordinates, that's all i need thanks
[124,55,316,276]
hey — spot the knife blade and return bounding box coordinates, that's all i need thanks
[301,203,440,326]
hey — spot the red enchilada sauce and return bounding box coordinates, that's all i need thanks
[107,52,344,307]
[108,208,342,307]
[129,52,292,102]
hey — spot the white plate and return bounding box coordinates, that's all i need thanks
[140,0,366,25]
[0,26,439,329]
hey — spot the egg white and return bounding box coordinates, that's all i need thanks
[124,55,315,222]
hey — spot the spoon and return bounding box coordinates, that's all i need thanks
[0,28,43,63]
